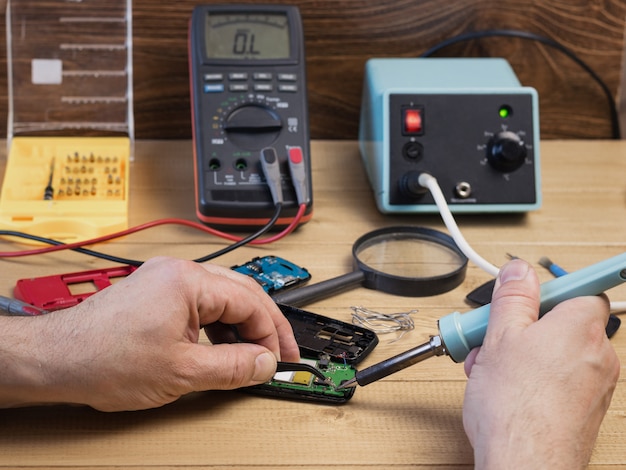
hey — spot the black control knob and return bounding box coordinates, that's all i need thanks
[224,104,283,150]
[486,131,527,172]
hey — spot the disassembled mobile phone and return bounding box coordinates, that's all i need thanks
[231,255,310,294]
[248,356,357,404]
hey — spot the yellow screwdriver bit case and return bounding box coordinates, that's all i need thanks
[1,0,133,243]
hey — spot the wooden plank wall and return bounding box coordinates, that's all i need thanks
[0,0,624,140]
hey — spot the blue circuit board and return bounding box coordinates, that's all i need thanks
[231,255,311,294]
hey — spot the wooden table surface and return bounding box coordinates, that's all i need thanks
[0,140,625,469]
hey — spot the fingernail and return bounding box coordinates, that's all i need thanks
[498,259,529,284]
[252,352,277,383]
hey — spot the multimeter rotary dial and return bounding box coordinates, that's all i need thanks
[221,103,283,150]
[486,130,528,172]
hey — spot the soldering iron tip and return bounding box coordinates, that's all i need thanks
[336,377,357,390]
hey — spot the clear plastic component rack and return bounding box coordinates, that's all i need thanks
[1,0,133,243]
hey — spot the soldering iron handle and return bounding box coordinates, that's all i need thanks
[439,252,626,363]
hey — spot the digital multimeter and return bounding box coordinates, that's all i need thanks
[189,4,313,228]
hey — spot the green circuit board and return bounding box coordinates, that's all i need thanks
[248,356,357,403]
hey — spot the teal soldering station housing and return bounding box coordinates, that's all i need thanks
[359,58,541,214]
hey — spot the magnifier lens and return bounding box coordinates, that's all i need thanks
[356,234,465,279]
[272,226,469,306]
[351,227,468,297]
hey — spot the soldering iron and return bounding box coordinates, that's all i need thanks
[337,251,626,390]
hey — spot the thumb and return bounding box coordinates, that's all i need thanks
[185,343,278,391]
[463,345,480,377]
[483,259,541,346]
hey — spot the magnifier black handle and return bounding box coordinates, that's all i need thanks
[271,270,365,307]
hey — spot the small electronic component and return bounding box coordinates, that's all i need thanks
[247,355,357,403]
[3,149,125,202]
[56,151,125,200]
[231,255,310,294]
[274,358,325,386]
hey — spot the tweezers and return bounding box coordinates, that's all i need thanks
[276,361,329,382]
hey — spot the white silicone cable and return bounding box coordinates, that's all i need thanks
[418,172,626,313]
[610,301,626,312]
[418,173,500,277]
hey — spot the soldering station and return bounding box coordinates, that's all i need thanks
[359,57,541,214]
[0,1,625,406]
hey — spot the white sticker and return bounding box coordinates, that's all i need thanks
[31,59,63,85]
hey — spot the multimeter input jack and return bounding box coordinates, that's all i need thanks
[208,158,221,171]
[234,159,248,171]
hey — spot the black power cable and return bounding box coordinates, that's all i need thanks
[420,29,620,139]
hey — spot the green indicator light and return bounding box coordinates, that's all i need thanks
[499,106,512,118]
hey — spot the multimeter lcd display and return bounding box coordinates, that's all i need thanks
[204,13,291,60]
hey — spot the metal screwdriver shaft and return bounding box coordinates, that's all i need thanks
[43,157,55,200]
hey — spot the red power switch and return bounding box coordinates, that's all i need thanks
[403,108,423,134]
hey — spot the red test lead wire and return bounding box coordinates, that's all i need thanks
[0,203,307,259]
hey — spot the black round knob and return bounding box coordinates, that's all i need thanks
[486,131,527,172]
[223,105,282,150]
[402,142,423,161]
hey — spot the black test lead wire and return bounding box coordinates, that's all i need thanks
[0,204,281,266]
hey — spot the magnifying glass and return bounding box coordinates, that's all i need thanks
[272,226,468,307]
